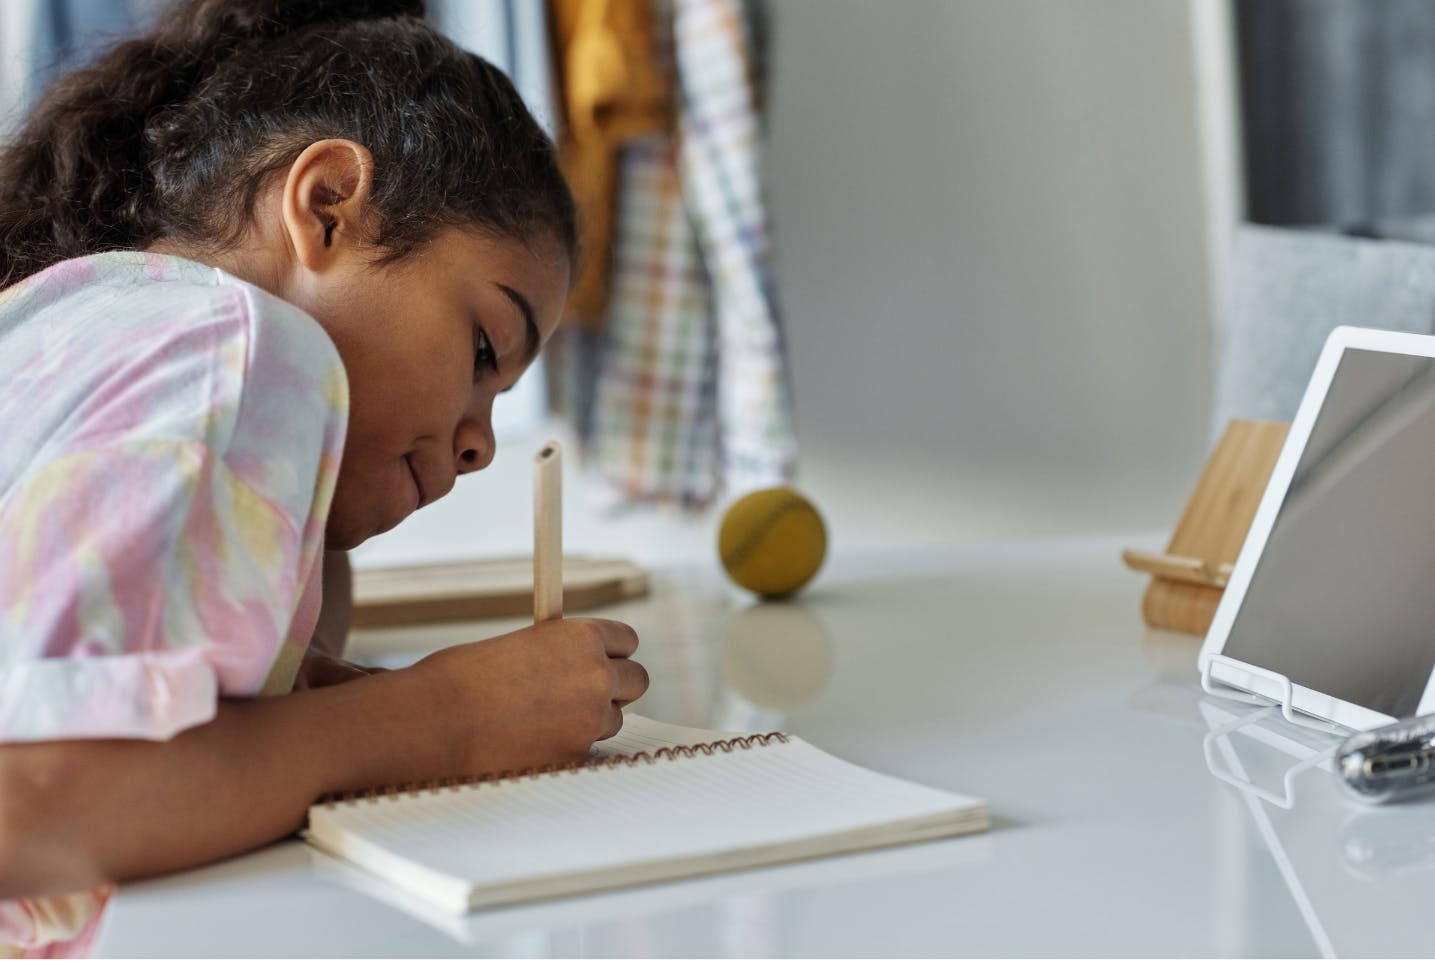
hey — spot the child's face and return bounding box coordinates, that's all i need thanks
[287,227,569,549]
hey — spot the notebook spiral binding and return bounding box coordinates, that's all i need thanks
[319,731,790,807]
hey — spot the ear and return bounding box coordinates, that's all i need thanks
[279,139,375,271]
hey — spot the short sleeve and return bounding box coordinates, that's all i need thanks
[0,438,313,742]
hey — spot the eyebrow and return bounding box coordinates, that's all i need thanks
[493,282,541,367]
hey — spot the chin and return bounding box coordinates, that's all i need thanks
[323,514,372,551]
[326,505,410,550]
[323,529,365,552]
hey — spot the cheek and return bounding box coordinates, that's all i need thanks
[346,358,459,447]
[324,442,415,546]
[323,470,369,549]
[330,447,380,507]
[322,296,473,443]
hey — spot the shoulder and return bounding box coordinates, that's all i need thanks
[221,271,350,518]
[0,252,348,511]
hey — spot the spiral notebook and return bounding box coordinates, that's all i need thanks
[304,715,988,914]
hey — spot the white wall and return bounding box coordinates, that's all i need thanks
[767,0,1229,545]
[355,0,1234,570]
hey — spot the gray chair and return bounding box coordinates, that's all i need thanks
[1212,224,1435,439]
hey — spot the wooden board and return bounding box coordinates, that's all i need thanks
[351,556,649,628]
[1122,419,1290,636]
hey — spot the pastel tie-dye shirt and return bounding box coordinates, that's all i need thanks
[0,251,348,744]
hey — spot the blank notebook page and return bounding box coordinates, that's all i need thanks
[309,716,985,908]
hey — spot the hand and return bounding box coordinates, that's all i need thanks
[410,617,648,775]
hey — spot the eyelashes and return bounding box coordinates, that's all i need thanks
[473,327,497,382]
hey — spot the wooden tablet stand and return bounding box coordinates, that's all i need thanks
[1122,419,1290,636]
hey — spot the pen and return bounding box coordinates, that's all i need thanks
[1338,713,1435,803]
[533,441,563,622]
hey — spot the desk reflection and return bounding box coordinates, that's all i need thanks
[712,600,834,733]
[1201,698,1435,958]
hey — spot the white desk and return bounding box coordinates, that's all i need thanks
[91,537,1434,957]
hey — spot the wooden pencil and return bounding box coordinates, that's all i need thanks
[533,441,563,622]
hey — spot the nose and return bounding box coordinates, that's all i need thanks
[454,404,495,475]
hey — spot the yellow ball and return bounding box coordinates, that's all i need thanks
[718,487,827,597]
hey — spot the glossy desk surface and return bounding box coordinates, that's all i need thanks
[93,538,1435,957]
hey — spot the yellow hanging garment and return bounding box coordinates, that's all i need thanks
[548,0,674,332]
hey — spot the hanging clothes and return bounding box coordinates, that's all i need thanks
[548,0,674,332]
[588,132,721,504]
[558,0,797,506]
[671,0,795,497]
[1238,0,1435,227]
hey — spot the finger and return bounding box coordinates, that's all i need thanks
[587,619,638,659]
[611,657,650,707]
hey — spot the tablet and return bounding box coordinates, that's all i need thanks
[1199,325,1435,731]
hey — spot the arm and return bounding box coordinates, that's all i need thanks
[295,549,376,689]
[0,617,648,899]
[0,668,428,899]
[310,549,353,659]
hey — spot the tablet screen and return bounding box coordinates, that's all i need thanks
[1222,347,1435,718]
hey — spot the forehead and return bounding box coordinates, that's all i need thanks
[413,227,569,332]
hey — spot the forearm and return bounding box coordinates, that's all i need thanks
[0,614,651,899]
[0,666,449,899]
[309,549,353,659]
[295,550,365,689]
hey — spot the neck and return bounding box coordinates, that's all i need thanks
[145,236,286,300]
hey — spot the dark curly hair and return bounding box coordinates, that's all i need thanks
[0,0,577,288]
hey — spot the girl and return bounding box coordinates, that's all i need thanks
[0,0,649,906]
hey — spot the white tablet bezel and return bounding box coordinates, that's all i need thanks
[1198,325,1435,732]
